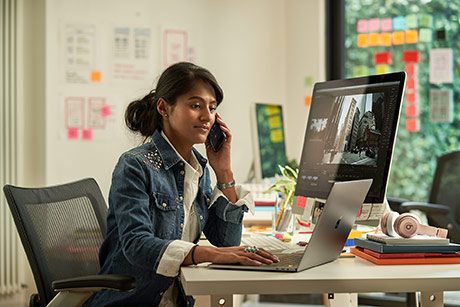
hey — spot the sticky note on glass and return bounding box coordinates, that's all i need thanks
[357,19,368,33]
[369,18,380,32]
[406,118,420,132]
[430,89,453,123]
[374,51,392,65]
[266,106,279,116]
[380,32,392,46]
[376,65,389,75]
[304,95,312,106]
[429,48,453,84]
[67,128,79,140]
[381,18,393,31]
[393,16,406,31]
[406,91,417,103]
[353,65,368,77]
[268,115,282,129]
[100,105,112,117]
[369,33,380,46]
[419,14,433,28]
[357,34,369,47]
[406,104,418,117]
[419,28,432,43]
[304,76,314,87]
[405,14,418,29]
[91,70,101,82]
[392,31,405,45]
[406,30,418,44]
[405,63,417,76]
[270,129,283,143]
[406,78,417,90]
[403,50,420,63]
[82,129,93,140]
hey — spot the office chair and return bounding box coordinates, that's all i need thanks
[395,150,460,244]
[3,178,135,307]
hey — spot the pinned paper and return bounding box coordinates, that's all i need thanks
[374,51,392,65]
[419,28,432,43]
[406,104,418,117]
[369,18,380,32]
[405,64,417,76]
[406,91,417,103]
[405,30,418,44]
[419,14,433,28]
[353,65,368,77]
[405,15,418,29]
[403,50,420,63]
[91,70,101,82]
[369,33,380,46]
[429,48,453,84]
[376,65,389,75]
[430,89,453,123]
[406,78,416,90]
[357,34,369,47]
[67,128,79,139]
[393,16,406,30]
[406,118,420,132]
[100,105,112,117]
[392,31,405,45]
[304,95,312,106]
[82,129,93,140]
[357,19,368,33]
[381,18,393,31]
[295,196,307,208]
[380,32,392,46]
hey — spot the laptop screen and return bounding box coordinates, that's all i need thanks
[294,72,406,204]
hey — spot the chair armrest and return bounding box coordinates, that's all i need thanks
[52,274,136,292]
[386,196,410,213]
[400,202,451,215]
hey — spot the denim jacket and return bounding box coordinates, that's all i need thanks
[88,130,248,307]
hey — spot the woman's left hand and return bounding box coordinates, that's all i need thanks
[206,114,232,177]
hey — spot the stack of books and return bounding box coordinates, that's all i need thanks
[350,233,460,265]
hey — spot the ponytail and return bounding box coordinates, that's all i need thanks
[125,90,162,138]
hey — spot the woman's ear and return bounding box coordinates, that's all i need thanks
[157,98,169,117]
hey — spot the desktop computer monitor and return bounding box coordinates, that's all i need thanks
[293,72,406,226]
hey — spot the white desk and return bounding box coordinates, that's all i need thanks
[180,256,460,307]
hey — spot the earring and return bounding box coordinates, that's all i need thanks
[163,113,168,117]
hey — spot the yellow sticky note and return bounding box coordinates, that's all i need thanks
[268,115,281,129]
[304,95,312,106]
[357,34,369,48]
[91,70,101,82]
[369,33,380,46]
[392,31,405,45]
[270,129,283,143]
[406,29,418,44]
[265,106,279,116]
[380,32,392,46]
[376,65,389,75]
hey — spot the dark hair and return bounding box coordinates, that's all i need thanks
[125,62,224,138]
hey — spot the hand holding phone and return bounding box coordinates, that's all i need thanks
[207,121,227,152]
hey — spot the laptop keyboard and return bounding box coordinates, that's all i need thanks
[263,251,304,268]
[241,235,289,251]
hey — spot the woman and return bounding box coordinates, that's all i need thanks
[89,62,278,307]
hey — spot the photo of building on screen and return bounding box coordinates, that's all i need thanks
[309,92,385,167]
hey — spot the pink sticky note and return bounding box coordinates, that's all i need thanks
[406,78,416,90]
[406,118,420,132]
[369,18,380,32]
[67,128,79,139]
[406,105,419,117]
[357,20,368,33]
[82,129,93,140]
[296,196,307,208]
[381,18,393,31]
[100,105,112,117]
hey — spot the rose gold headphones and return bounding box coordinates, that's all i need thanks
[380,211,448,238]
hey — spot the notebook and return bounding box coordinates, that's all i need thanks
[208,179,372,272]
[355,238,460,254]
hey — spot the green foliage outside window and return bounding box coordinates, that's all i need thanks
[344,0,460,201]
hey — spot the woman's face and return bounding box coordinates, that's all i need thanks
[163,79,217,149]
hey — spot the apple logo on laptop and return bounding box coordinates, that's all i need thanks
[334,216,343,229]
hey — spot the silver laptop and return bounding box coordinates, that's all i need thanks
[209,179,372,272]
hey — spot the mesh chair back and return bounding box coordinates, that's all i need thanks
[429,150,460,226]
[3,178,108,306]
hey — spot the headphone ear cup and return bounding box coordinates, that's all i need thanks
[380,212,390,236]
[385,211,400,237]
[394,213,419,238]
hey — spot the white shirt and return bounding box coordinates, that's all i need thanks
[157,132,254,306]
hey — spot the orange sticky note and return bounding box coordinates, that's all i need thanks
[392,31,405,45]
[67,128,79,139]
[406,29,418,44]
[369,33,380,46]
[304,96,312,106]
[380,32,392,46]
[82,129,93,140]
[91,70,101,82]
[406,118,420,132]
[100,105,112,117]
[406,105,418,117]
[357,34,369,47]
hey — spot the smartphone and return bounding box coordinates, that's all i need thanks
[207,121,226,152]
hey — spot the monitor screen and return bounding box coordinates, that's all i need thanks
[294,72,406,206]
